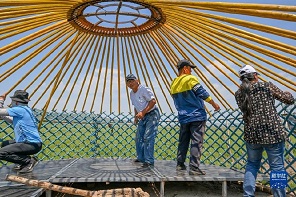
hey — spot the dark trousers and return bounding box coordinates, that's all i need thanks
[177,121,206,168]
[0,140,42,165]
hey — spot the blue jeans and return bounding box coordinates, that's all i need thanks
[244,141,286,197]
[136,108,160,165]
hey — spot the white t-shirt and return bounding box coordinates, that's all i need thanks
[130,85,156,113]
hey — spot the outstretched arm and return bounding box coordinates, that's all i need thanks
[208,99,220,111]
[0,94,13,123]
[192,83,220,111]
[269,82,294,105]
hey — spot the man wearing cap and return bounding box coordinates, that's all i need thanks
[126,74,160,168]
[235,65,294,197]
[0,90,42,173]
[170,59,220,175]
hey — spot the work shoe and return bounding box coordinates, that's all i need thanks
[189,166,206,175]
[13,164,22,171]
[19,157,38,173]
[176,163,186,171]
[133,159,141,163]
[142,163,154,168]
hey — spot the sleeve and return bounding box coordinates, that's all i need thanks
[269,82,295,105]
[234,90,242,111]
[7,107,24,118]
[0,100,13,123]
[143,87,155,101]
[192,81,211,101]
[0,99,4,108]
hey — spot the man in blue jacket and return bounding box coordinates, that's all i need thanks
[170,60,220,175]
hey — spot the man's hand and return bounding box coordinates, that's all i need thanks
[209,99,220,111]
[136,111,145,120]
[212,102,220,111]
[134,117,139,125]
[0,94,6,101]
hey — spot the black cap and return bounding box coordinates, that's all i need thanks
[10,90,30,103]
[177,59,197,70]
[126,74,137,82]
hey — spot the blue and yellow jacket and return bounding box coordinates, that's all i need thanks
[170,74,212,123]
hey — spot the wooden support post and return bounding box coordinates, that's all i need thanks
[160,181,165,197]
[46,190,52,197]
[222,180,227,197]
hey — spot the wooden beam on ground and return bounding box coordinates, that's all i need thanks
[6,174,150,197]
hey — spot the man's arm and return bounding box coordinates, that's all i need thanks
[0,94,13,123]
[208,99,220,111]
[136,98,156,120]
[269,82,294,105]
[192,83,220,111]
[134,108,139,125]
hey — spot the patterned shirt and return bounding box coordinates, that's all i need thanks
[235,81,294,144]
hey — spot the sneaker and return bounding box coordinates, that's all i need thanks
[141,163,154,168]
[133,159,141,163]
[13,164,23,171]
[31,156,38,163]
[19,157,38,173]
[176,164,186,171]
[189,166,206,175]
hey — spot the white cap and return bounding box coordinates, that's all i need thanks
[239,65,258,77]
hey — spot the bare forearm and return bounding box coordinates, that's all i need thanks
[0,96,13,123]
[0,108,12,123]
[208,99,220,111]
[141,99,156,115]
[135,99,157,120]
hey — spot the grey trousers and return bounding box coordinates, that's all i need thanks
[177,121,206,168]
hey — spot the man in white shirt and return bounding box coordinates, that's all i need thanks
[126,74,160,168]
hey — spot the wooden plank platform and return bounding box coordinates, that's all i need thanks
[0,158,269,197]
